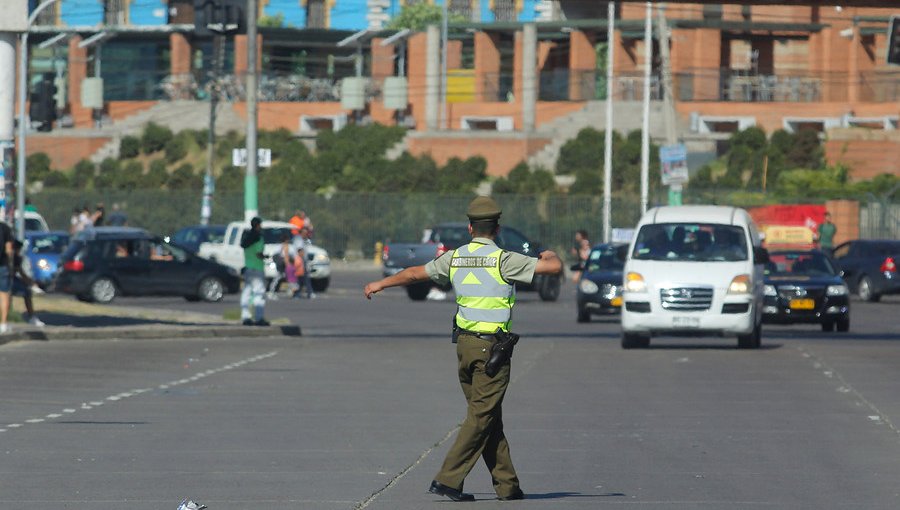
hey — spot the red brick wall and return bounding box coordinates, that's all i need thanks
[825,139,900,180]
[26,136,111,170]
[825,199,859,245]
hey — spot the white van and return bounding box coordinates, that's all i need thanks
[620,206,768,349]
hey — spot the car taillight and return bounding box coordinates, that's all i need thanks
[382,244,389,262]
[882,257,897,273]
[63,260,84,272]
[435,243,447,258]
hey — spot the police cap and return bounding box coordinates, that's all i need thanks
[466,196,502,221]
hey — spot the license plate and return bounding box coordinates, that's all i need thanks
[789,299,815,310]
[610,297,623,307]
[673,316,700,328]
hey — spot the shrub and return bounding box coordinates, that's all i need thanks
[26,152,52,181]
[71,159,95,189]
[141,122,174,154]
[164,134,188,163]
[119,135,140,158]
[43,170,70,188]
[141,159,169,189]
[167,163,201,190]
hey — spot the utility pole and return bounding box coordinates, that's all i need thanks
[656,4,681,205]
[603,1,615,243]
[0,33,15,226]
[440,1,448,130]
[244,0,258,222]
[639,1,652,214]
[201,34,224,225]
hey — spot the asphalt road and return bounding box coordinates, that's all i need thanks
[2,268,900,509]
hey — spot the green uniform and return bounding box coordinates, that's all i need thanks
[243,236,265,272]
[425,237,536,498]
[817,221,836,250]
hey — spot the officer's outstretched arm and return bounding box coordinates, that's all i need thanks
[535,250,563,275]
[364,265,430,299]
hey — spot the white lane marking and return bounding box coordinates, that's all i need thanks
[798,346,900,439]
[1,351,279,437]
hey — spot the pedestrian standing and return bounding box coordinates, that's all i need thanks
[364,196,562,502]
[11,240,44,327]
[293,227,315,299]
[91,203,105,227]
[69,208,81,235]
[78,205,93,231]
[570,229,591,282]
[816,212,837,255]
[239,217,269,326]
[0,222,15,333]
[107,203,128,227]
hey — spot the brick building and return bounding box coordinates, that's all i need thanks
[20,1,900,176]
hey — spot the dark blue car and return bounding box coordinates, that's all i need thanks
[169,225,227,254]
[575,243,628,322]
[23,231,70,290]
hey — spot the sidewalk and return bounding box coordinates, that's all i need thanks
[0,295,301,346]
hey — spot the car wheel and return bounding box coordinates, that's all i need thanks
[857,276,880,302]
[621,332,650,349]
[311,277,330,292]
[821,321,835,332]
[90,277,117,304]
[737,323,762,349]
[406,282,431,301]
[577,307,590,323]
[836,317,850,332]
[198,277,225,302]
[538,274,561,302]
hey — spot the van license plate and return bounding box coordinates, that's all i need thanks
[673,317,700,328]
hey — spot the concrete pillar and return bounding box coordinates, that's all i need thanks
[170,32,192,75]
[234,34,263,77]
[371,37,395,81]
[474,31,500,101]
[0,33,15,142]
[513,30,523,102]
[569,29,595,101]
[425,24,440,131]
[847,26,860,103]
[67,35,91,128]
[522,23,536,132]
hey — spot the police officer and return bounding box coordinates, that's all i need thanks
[240,217,270,326]
[364,196,562,501]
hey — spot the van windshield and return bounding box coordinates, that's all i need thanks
[632,223,748,262]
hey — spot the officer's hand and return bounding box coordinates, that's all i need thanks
[364,282,383,300]
[539,250,559,260]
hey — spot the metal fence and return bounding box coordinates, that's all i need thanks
[860,201,900,240]
[32,191,649,259]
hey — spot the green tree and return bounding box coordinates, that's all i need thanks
[258,12,286,27]
[437,157,488,193]
[26,152,52,182]
[142,122,174,154]
[141,159,169,189]
[43,170,70,188]
[556,127,604,176]
[786,128,823,170]
[386,3,464,31]
[94,158,120,189]
[113,161,144,190]
[120,135,141,158]
[164,132,189,163]
[71,160,95,189]
[168,163,201,190]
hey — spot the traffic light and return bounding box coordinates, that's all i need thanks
[29,74,57,132]
[888,16,900,66]
[194,0,246,37]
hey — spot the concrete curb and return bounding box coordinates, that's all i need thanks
[0,324,302,346]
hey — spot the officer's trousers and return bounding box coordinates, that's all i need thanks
[434,334,521,498]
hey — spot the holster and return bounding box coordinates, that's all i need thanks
[451,317,460,344]
[484,330,520,377]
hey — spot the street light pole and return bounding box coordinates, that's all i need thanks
[16,0,59,239]
[244,0,259,222]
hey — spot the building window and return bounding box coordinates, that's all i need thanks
[449,0,472,20]
[307,0,326,28]
[702,4,722,20]
[104,0,128,25]
[493,0,516,21]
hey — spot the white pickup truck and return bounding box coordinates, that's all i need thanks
[197,220,332,292]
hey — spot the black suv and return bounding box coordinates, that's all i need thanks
[57,227,241,303]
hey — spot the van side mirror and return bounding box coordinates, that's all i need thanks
[753,247,770,265]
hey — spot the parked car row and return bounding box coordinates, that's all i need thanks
[17,219,333,304]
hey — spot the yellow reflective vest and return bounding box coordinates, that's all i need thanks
[450,242,515,333]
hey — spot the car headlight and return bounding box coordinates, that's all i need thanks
[624,272,647,293]
[37,258,51,271]
[764,284,777,297]
[313,253,330,263]
[727,274,751,295]
[579,279,599,294]
[826,284,849,296]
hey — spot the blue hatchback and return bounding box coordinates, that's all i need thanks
[24,231,70,290]
[575,243,628,322]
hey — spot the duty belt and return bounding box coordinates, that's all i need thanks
[456,329,497,341]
